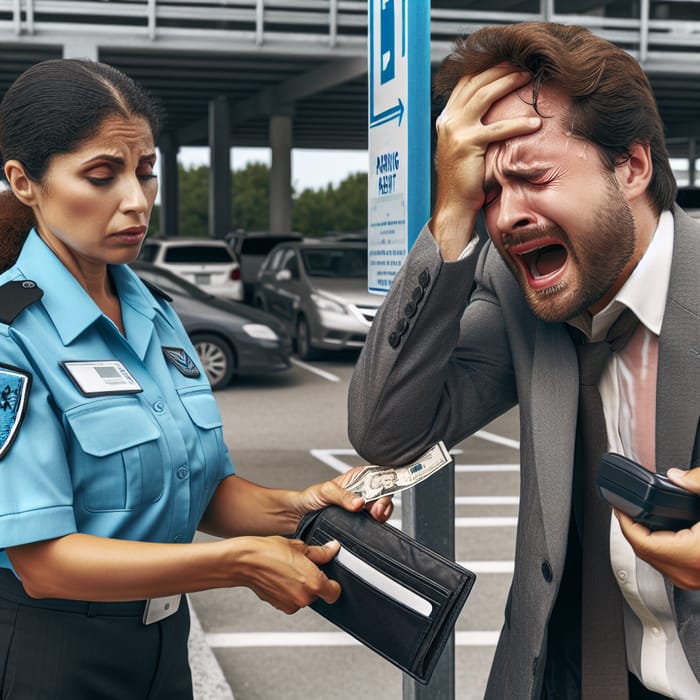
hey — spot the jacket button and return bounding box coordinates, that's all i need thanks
[404,301,417,318]
[388,331,401,348]
[541,560,553,582]
[411,285,424,302]
[396,318,409,335]
[418,268,431,288]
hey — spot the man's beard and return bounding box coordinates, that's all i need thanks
[500,180,636,323]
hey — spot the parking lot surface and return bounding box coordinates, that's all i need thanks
[189,350,519,700]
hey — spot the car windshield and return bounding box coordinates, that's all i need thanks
[300,248,367,278]
[163,245,234,264]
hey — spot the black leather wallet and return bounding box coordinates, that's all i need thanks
[295,505,476,684]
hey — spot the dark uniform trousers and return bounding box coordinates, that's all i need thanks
[0,569,193,699]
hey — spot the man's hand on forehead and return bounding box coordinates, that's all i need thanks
[430,65,542,260]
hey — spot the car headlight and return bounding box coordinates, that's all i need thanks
[242,324,279,340]
[311,293,347,315]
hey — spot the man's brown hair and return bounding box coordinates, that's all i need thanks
[435,22,677,213]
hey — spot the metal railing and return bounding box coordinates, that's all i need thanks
[1,0,700,67]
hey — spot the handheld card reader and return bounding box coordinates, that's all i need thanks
[598,452,700,531]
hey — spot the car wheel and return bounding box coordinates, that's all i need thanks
[191,333,235,390]
[295,315,319,361]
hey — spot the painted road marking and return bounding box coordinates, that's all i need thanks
[206,631,500,648]
[290,358,340,382]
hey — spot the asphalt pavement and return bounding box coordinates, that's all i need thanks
[187,352,520,700]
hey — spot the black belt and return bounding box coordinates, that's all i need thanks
[0,567,146,618]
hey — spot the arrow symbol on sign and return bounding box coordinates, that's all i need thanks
[368,0,406,130]
[370,98,404,128]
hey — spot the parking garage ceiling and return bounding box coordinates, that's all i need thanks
[1,6,699,159]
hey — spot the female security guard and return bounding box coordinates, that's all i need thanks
[0,59,393,699]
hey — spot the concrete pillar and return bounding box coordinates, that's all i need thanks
[269,112,293,234]
[158,133,179,237]
[209,96,231,238]
[689,138,696,188]
[62,41,98,60]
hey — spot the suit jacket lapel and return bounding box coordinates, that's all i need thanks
[529,318,580,559]
[656,206,700,471]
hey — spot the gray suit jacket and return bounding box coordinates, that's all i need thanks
[348,205,700,699]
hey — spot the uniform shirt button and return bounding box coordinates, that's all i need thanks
[153,400,165,413]
[541,560,553,582]
[388,331,401,348]
[176,466,189,480]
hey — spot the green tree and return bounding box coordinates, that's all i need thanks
[178,164,210,236]
[149,162,368,238]
[148,204,160,236]
[292,172,368,236]
[292,186,335,236]
[232,162,271,231]
[328,172,368,232]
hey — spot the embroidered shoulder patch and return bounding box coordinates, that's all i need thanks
[0,364,31,459]
[162,347,201,378]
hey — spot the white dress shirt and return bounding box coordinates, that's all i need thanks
[575,211,699,699]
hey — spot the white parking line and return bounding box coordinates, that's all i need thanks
[386,517,517,528]
[206,631,499,648]
[461,560,514,574]
[456,463,520,472]
[309,448,356,473]
[311,449,521,476]
[290,358,340,382]
[455,517,518,527]
[455,496,519,506]
[474,429,520,450]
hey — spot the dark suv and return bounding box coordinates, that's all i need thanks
[225,231,302,303]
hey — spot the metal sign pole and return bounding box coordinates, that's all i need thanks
[366,1,448,692]
[401,461,456,700]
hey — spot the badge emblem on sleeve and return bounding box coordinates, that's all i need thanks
[162,347,201,378]
[0,364,31,459]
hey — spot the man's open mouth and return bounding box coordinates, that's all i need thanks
[509,239,569,289]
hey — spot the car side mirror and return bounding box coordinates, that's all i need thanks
[276,269,293,282]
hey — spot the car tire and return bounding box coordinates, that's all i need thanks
[191,333,236,390]
[295,315,320,361]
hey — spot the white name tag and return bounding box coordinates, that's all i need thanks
[142,594,182,625]
[335,546,433,617]
[61,360,143,396]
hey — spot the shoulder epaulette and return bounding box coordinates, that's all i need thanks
[141,279,173,303]
[0,280,43,325]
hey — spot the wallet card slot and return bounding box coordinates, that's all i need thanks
[309,523,451,612]
[297,507,476,685]
[313,561,433,671]
[335,545,433,617]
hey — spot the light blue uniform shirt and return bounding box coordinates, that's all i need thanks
[0,230,235,570]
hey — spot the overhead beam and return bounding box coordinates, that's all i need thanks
[177,55,366,145]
